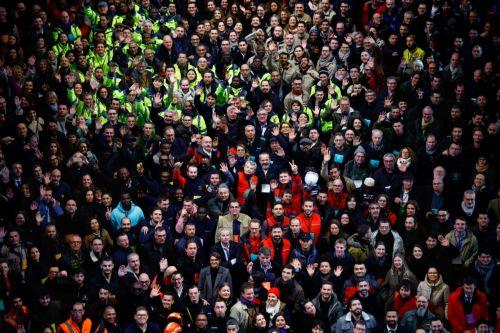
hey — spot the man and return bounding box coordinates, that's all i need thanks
[183,286,212,327]
[198,252,232,300]
[57,302,92,333]
[400,296,436,332]
[260,225,291,267]
[215,200,251,242]
[311,281,343,333]
[110,192,145,229]
[383,309,410,332]
[370,219,404,257]
[207,184,233,219]
[290,232,317,266]
[94,306,121,333]
[429,318,449,333]
[30,289,61,332]
[124,307,161,333]
[454,190,479,225]
[335,297,377,333]
[274,264,305,314]
[447,276,489,333]
[241,219,266,263]
[229,282,258,331]
[444,217,478,270]
[297,199,322,244]
[209,299,231,332]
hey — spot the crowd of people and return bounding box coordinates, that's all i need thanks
[0,0,498,332]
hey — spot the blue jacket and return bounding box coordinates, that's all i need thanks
[110,202,145,229]
[124,322,161,333]
[334,311,377,333]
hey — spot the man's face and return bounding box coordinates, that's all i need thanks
[188,287,200,302]
[454,219,466,233]
[258,254,271,267]
[214,302,227,317]
[320,284,333,300]
[101,260,114,275]
[358,281,369,295]
[281,268,293,281]
[242,288,254,301]
[39,295,51,307]
[134,310,148,325]
[430,320,444,333]
[302,201,314,215]
[350,300,363,315]
[103,308,117,324]
[385,311,398,327]
[71,305,85,322]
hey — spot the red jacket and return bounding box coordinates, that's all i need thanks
[260,237,291,267]
[242,233,266,263]
[447,287,489,333]
[297,212,322,244]
[236,172,258,206]
[393,292,416,319]
[273,175,303,210]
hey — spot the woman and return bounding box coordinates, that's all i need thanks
[406,244,430,281]
[376,194,397,225]
[271,312,293,332]
[84,217,113,250]
[262,288,287,325]
[250,313,268,333]
[210,283,235,309]
[365,241,392,285]
[417,267,450,321]
[25,246,48,292]
[380,253,418,305]
[396,147,418,175]
[285,15,298,34]
[316,220,346,255]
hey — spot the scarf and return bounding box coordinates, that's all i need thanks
[421,116,435,131]
[474,260,494,294]
[475,162,489,173]
[338,49,350,62]
[266,300,281,319]
[369,141,384,152]
[461,201,475,216]
[317,54,334,70]
[239,296,258,307]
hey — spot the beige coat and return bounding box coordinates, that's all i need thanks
[417,274,450,321]
[215,213,251,242]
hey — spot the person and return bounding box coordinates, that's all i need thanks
[198,252,233,300]
[0,0,498,331]
[400,296,436,332]
[447,276,489,333]
[57,302,92,333]
[382,309,410,333]
[229,282,258,331]
[124,307,161,333]
[417,267,450,322]
[335,297,377,333]
[311,281,343,333]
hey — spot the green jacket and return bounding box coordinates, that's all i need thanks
[445,231,479,268]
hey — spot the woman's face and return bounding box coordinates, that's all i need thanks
[412,246,423,259]
[255,314,267,328]
[267,293,278,305]
[377,196,387,208]
[74,84,83,95]
[90,219,99,231]
[21,184,31,197]
[401,148,410,159]
[393,256,403,269]
[340,214,349,225]
[49,143,58,154]
[15,213,25,225]
[85,190,94,202]
[298,113,308,123]
[330,223,339,235]
[102,194,112,207]
[236,146,246,158]
[280,123,290,134]
[375,245,386,257]
[219,285,231,298]
[427,268,439,282]
[319,261,331,274]
[275,315,286,328]
[187,70,196,81]
[289,16,297,26]
[30,247,40,261]
[361,51,370,63]
[270,2,278,11]
[347,198,356,209]
[406,204,416,216]
[293,47,304,58]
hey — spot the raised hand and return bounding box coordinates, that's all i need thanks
[159,258,169,272]
[306,263,316,276]
[333,265,343,277]
[289,160,299,175]
[34,211,45,225]
[220,162,229,173]
[150,284,161,298]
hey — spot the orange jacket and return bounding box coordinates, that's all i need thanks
[263,215,291,234]
[261,237,291,266]
[236,172,258,206]
[297,212,322,243]
[57,318,92,333]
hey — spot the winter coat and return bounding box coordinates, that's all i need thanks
[417,273,450,321]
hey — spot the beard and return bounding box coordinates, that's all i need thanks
[416,307,427,317]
